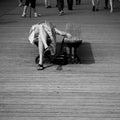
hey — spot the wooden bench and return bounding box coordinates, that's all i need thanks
[64,37,82,63]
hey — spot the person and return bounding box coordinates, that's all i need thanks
[104,0,114,13]
[28,21,72,70]
[57,0,64,16]
[21,0,41,17]
[18,0,23,7]
[91,0,100,11]
[67,0,73,10]
[45,0,52,8]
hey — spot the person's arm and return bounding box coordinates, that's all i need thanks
[54,28,72,38]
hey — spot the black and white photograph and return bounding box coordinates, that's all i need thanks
[0,0,120,120]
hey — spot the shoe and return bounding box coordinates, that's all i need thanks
[68,8,73,10]
[110,9,113,13]
[104,6,108,9]
[34,13,41,17]
[92,6,95,11]
[68,7,73,10]
[37,64,44,70]
[58,12,62,16]
[96,8,99,11]
[58,11,64,16]
[21,13,26,17]
[46,6,52,8]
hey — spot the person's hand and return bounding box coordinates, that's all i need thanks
[66,33,72,38]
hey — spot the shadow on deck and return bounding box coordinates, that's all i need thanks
[55,42,95,65]
[78,42,95,64]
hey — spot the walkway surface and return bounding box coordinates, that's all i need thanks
[0,0,120,120]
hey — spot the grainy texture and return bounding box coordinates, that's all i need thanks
[0,0,120,120]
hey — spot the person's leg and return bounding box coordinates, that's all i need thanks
[96,0,100,11]
[92,0,96,11]
[92,0,95,6]
[38,40,44,65]
[57,0,64,15]
[47,0,51,8]
[31,0,36,13]
[30,0,41,17]
[105,0,109,9]
[76,0,81,5]
[79,0,81,4]
[109,0,113,13]
[45,0,51,8]
[37,27,48,69]
[67,0,73,10]
[22,0,29,17]
[70,0,73,10]
[76,0,78,5]
[57,0,62,11]
[39,26,48,50]
[18,0,23,6]
[22,5,28,16]
[38,25,55,69]
[67,0,70,9]
[37,39,45,70]
[45,0,47,7]
[33,39,44,69]
[61,0,64,11]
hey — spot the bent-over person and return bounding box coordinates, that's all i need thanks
[28,21,72,70]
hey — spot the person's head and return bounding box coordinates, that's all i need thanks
[44,21,56,34]
[45,20,55,28]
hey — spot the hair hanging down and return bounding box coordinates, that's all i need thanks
[45,20,55,29]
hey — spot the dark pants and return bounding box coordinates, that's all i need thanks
[105,0,108,8]
[25,0,36,8]
[57,0,64,11]
[67,0,73,10]
[76,0,81,5]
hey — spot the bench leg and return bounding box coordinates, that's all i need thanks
[74,47,81,64]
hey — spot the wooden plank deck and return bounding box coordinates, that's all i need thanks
[0,0,120,120]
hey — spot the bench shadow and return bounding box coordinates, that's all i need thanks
[55,42,95,64]
[42,42,95,69]
[77,42,95,64]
